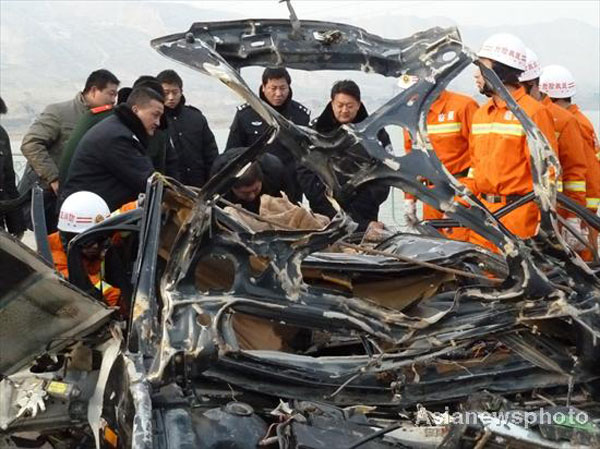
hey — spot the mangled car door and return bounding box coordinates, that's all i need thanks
[0,231,113,375]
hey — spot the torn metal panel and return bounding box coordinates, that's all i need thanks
[152,20,570,301]
[144,18,599,431]
[151,20,461,76]
[0,230,113,375]
[87,335,122,449]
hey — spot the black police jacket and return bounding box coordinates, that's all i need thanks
[62,104,155,211]
[225,89,310,202]
[225,89,310,166]
[163,96,218,188]
[0,124,26,235]
[297,102,391,231]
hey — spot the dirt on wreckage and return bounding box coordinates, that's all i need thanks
[2,11,600,449]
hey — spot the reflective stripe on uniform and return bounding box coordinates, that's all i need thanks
[472,122,525,137]
[467,167,475,179]
[427,122,462,134]
[94,260,112,294]
[93,280,115,295]
[586,197,600,209]
[563,180,586,192]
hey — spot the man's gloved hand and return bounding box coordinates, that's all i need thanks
[404,199,417,225]
[562,217,586,252]
[15,378,47,419]
[136,193,146,208]
[363,221,387,242]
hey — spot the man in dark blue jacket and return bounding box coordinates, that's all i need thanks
[297,80,391,232]
[157,70,218,188]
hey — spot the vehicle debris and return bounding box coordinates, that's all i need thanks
[1,11,600,449]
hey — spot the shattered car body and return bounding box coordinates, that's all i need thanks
[2,13,600,449]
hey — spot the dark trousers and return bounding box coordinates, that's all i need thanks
[17,165,59,233]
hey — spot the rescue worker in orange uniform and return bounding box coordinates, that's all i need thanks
[403,90,479,240]
[540,65,600,258]
[520,51,587,214]
[48,191,135,307]
[468,34,558,250]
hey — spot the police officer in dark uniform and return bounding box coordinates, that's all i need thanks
[225,67,310,202]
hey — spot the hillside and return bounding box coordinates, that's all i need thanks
[1,1,598,137]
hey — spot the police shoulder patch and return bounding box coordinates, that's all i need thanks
[295,102,310,115]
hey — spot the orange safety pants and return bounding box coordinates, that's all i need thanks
[468,197,540,252]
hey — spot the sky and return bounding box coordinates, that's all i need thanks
[183,0,600,28]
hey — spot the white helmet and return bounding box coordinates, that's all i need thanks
[519,48,542,82]
[478,33,527,71]
[539,65,576,98]
[58,191,110,234]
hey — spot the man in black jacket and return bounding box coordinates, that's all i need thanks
[61,87,162,211]
[59,76,179,188]
[225,67,310,202]
[157,70,218,188]
[210,147,289,214]
[298,80,391,232]
[0,97,26,238]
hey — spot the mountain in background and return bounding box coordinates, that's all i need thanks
[1,1,598,137]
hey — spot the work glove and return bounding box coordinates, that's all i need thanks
[363,221,387,242]
[15,378,47,419]
[404,199,417,225]
[562,217,586,252]
[137,193,146,208]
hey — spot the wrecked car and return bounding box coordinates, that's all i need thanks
[2,9,600,449]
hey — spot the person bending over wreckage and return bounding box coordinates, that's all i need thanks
[211,147,292,215]
[58,76,179,190]
[61,87,163,212]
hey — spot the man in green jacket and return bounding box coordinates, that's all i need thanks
[19,69,119,232]
[58,103,113,186]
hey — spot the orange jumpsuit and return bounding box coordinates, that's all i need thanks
[567,104,600,213]
[542,97,587,214]
[568,104,600,258]
[48,232,121,307]
[47,200,138,307]
[468,86,558,250]
[404,90,479,237]
[109,200,139,215]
